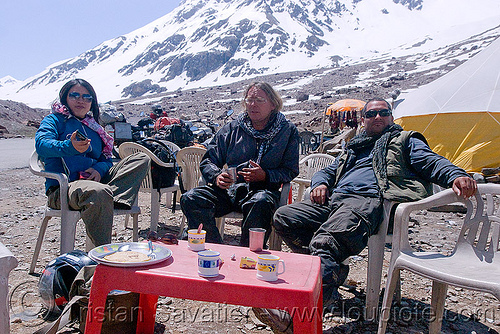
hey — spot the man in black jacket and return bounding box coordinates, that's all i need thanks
[180,82,299,246]
[254,98,476,333]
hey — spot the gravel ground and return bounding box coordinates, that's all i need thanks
[1,166,499,334]
[2,34,500,333]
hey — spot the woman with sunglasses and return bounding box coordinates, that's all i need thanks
[180,82,300,247]
[35,78,150,246]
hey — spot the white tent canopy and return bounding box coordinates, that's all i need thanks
[393,36,500,172]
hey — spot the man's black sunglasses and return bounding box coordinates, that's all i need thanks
[364,109,392,118]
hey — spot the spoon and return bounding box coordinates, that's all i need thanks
[98,243,130,258]
[147,240,156,259]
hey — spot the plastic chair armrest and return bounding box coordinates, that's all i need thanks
[292,178,311,186]
[393,188,463,253]
[150,155,175,168]
[30,162,71,210]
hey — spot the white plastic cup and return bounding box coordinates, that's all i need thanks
[256,254,285,282]
[198,250,221,277]
[249,228,266,252]
[188,229,206,251]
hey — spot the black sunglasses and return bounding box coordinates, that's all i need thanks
[364,109,392,118]
[147,231,179,245]
[68,92,93,103]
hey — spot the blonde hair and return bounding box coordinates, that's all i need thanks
[242,82,283,113]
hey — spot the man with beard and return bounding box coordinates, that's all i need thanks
[254,98,477,334]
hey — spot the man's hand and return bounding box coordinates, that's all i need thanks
[216,171,233,190]
[310,184,329,204]
[240,160,266,183]
[452,176,477,198]
[82,168,101,182]
[70,131,91,153]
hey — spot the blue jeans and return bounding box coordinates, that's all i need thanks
[180,183,280,246]
[273,193,383,307]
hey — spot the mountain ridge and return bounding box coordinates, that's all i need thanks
[3,26,498,138]
[1,0,500,108]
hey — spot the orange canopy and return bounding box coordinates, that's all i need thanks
[326,99,365,115]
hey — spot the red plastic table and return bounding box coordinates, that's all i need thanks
[84,240,322,333]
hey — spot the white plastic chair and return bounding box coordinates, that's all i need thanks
[119,141,180,232]
[365,200,398,321]
[29,151,141,274]
[292,153,336,203]
[0,242,17,334]
[299,130,316,155]
[158,139,181,153]
[378,184,500,334]
[176,146,287,250]
[176,146,207,235]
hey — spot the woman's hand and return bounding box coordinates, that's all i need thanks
[240,160,266,183]
[81,168,101,182]
[70,131,91,153]
[310,184,328,204]
[216,171,233,190]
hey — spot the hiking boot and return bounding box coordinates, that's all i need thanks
[252,307,293,334]
[324,298,343,316]
[323,282,341,309]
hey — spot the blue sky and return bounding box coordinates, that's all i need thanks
[0,0,181,81]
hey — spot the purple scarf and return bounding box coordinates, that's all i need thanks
[52,102,114,159]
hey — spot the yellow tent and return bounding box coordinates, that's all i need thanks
[393,37,500,173]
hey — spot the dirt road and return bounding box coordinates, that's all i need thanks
[0,138,34,170]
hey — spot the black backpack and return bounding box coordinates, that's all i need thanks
[163,121,194,148]
[137,138,178,194]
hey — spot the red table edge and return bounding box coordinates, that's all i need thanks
[85,242,323,333]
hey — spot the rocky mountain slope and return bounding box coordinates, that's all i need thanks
[1,0,499,108]
[0,100,46,138]
[3,28,498,138]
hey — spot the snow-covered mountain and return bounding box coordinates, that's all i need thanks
[1,0,500,108]
[0,76,21,89]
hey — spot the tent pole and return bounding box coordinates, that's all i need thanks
[319,104,331,152]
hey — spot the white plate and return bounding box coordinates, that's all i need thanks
[88,242,172,267]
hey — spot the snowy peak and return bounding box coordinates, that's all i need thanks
[0,76,21,89]
[1,0,500,108]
